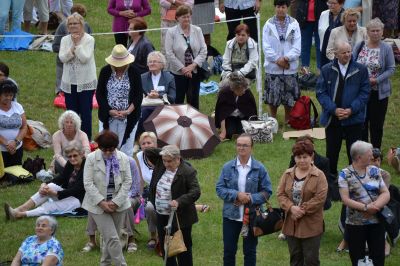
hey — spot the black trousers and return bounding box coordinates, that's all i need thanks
[225,116,244,139]
[362,90,388,149]
[114,33,128,47]
[224,6,258,42]
[173,73,201,110]
[325,122,363,175]
[157,213,193,266]
[346,223,385,266]
[2,146,23,167]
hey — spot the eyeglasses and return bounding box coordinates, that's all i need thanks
[327,1,339,5]
[236,144,251,148]
[148,60,162,64]
[67,154,80,159]
[68,22,80,26]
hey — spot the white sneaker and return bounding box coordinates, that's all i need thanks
[81,242,96,252]
[127,242,137,253]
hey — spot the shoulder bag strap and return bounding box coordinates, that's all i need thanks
[346,167,375,202]
[309,98,319,128]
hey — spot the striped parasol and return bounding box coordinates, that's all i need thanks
[143,104,220,158]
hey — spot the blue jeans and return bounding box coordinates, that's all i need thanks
[300,21,321,69]
[64,85,94,140]
[0,0,25,36]
[223,217,258,266]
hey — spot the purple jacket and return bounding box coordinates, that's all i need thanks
[107,0,151,32]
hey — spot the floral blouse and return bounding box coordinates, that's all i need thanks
[356,45,381,90]
[19,235,64,266]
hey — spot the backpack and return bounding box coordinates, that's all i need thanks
[23,155,46,177]
[27,120,52,148]
[288,96,318,130]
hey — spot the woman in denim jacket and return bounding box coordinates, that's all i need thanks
[216,134,272,266]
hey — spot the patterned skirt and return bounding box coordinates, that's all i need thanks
[263,73,299,107]
[372,0,399,30]
[191,2,215,35]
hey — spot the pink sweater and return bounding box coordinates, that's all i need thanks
[52,130,91,167]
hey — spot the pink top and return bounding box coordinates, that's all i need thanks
[307,0,315,22]
[52,130,91,167]
[108,0,151,32]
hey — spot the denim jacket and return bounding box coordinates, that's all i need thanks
[216,156,272,220]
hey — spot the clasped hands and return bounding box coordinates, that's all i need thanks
[276,56,290,70]
[335,108,352,120]
[180,64,196,78]
[147,90,160,99]
[362,202,381,218]
[120,10,136,19]
[98,200,119,213]
[5,140,17,155]
[234,192,251,206]
[290,205,305,221]
[109,107,134,119]
[39,183,57,197]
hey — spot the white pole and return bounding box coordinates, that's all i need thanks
[256,12,263,117]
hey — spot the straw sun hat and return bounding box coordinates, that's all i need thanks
[105,44,135,67]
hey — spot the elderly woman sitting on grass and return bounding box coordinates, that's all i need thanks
[5,141,86,220]
[11,216,64,266]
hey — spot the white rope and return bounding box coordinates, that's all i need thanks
[0,15,258,38]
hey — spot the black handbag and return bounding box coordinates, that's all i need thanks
[197,61,211,81]
[250,202,285,237]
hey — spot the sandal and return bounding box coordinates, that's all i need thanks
[127,242,137,253]
[147,239,157,249]
[81,242,96,253]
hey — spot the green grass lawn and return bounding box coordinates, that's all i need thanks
[0,0,399,265]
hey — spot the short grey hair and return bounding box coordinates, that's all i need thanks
[36,215,58,236]
[350,141,373,161]
[159,145,181,158]
[64,140,84,155]
[58,110,81,131]
[147,51,166,69]
[334,40,351,53]
[366,18,385,30]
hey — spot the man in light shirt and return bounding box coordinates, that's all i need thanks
[216,133,272,266]
[316,40,370,177]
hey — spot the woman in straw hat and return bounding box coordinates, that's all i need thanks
[96,44,143,157]
[59,12,97,140]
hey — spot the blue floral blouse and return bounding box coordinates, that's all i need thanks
[19,235,64,266]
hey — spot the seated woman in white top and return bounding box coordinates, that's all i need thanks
[52,110,90,174]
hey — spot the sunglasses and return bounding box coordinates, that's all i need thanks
[67,154,80,159]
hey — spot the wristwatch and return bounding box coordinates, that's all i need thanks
[363,204,368,212]
[14,139,21,146]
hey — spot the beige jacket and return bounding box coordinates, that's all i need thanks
[326,25,368,60]
[82,149,132,214]
[277,165,328,238]
[165,23,207,75]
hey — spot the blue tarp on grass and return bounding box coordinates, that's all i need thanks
[0,29,34,51]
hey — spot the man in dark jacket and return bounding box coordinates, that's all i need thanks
[316,41,370,176]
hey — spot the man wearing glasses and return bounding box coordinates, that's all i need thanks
[216,133,272,266]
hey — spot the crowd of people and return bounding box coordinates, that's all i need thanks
[0,0,400,265]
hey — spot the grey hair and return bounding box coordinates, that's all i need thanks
[67,12,85,28]
[58,110,81,131]
[334,40,351,53]
[350,141,373,161]
[159,145,181,158]
[147,51,166,69]
[366,18,385,30]
[64,140,84,155]
[219,72,249,92]
[36,215,58,236]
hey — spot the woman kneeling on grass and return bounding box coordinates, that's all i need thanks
[11,216,64,266]
[5,141,86,220]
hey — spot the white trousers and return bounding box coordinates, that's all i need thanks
[108,119,137,157]
[49,0,73,17]
[27,183,80,217]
